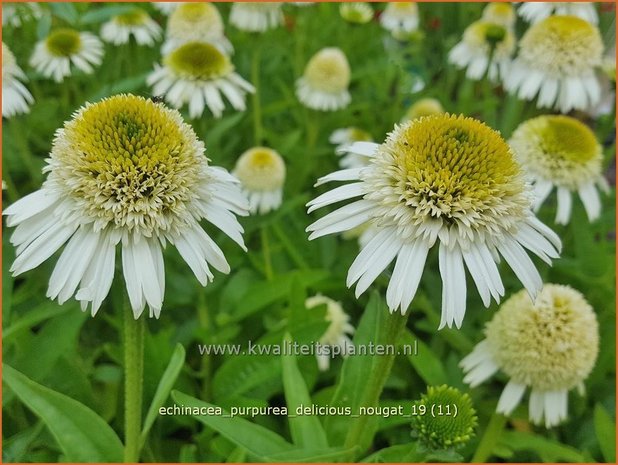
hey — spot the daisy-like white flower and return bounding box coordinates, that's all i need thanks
[2,42,34,118]
[30,28,104,83]
[151,2,178,15]
[509,115,608,225]
[518,2,598,25]
[147,42,254,119]
[163,2,233,55]
[329,127,374,169]
[3,94,249,319]
[306,295,355,371]
[402,97,445,122]
[340,2,374,25]
[448,20,515,81]
[380,2,419,37]
[482,3,516,28]
[461,284,598,428]
[101,8,162,46]
[229,2,284,33]
[296,47,351,112]
[306,114,561,329]
[504,15,603,113]
[2,2,42,28]
[232,147,286,215]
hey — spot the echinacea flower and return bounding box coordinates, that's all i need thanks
[3,94,249,318]
[101,8,162,46]
[461,284,598,428]
[296,47,351,111]
[229,2,284,33]
[402,97,445,122]
[233,147,286,215]
[163,2,233,55]
[306,295,355,371]
[2,2,42,28]
[307,114,561,329]
[380,2,419,36]
[2,42,34,118]
[504,15,603,113]
[448,20,515,81]
[147,42,254,119]
[482,2,516,28]
[340,2,374,25]
[509,115,608,224]
[518,2,598,25]
[30,28,104,82]
[329,127,373,169]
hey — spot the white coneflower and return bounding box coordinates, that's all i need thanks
[329,127,373,169]
[482,3,516,28]
[2,42,34,118]
[518,2,598,25]
[448,20,515,81]
[509,115,608,225]
[229,2,284,33]
[3,94,249,319]
[101,8,162,46]
[147,42,254,119]
[232,147,286,215]
[307,114,561,329]
[380,2,419,37]
[163,2,233,55]
[504,16,603,113]
[306,295,355,371]
[151,2,178,15]
[2,2,42,28]
[461,284,598,428]
[402,97,445,122]
[30,28,104,82]
[296,47,351,111]
[340,2,374,25]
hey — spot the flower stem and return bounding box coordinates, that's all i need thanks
[251,43,263,146]
[261,225,274,281]
[471,411,506,463]
[123,305,144,463]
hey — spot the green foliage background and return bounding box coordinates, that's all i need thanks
[2,2,616,463]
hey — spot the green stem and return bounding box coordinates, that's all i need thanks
[123,305,144,463]
[251,45,263,146]
[261,226,274,281]
[471,412,506,463]
[271,222,309,270]
[9,119,40,183]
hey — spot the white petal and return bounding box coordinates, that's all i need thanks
[497,381,527,415]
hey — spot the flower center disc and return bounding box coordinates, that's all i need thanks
[46,28,82,57]
[537,116,598,164]
[116,8,148,26]
[165,42,232,80]
[174,2,222,27]
[305,48,350,93]
[235,147,285,191]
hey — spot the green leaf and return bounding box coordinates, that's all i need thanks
[140,344,186,447]
[361,443,422,463]
[80,4,135,24]
[3,365,123,462]
[3,303,70,343]
[594,403,616,462]
[498,431,585,462]
[281,333,329,449]
[171,391,294,460]
[48,2,79,25]
[402,331,447,386]
[264,446,358,462]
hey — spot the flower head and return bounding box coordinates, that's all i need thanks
[233,147,286,215]
[461,284,599,427]
[307,114,561,329]
[518,2,598,25]
[306,295,355,371]
[402,98,445,122]
[2,2,42,28]
[448,20,515,81]
[340,3,374,25]
[380,2,419,36]
[30,28,104,82]
[510,115,607,224]
[482,3,516,28]
[163,3,232,55]
[2,42,34,118]
[148,42,254,118]
[505,15,603,113]
[229,2,284,33]
[4,94,249,318]
[329,127,374,169]
[411,385,478,450]
[296,47,351,111]
[101,8,162,46]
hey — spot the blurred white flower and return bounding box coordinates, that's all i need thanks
[504,15,603,113]
[233,147,286,215]
[30,28,104,82]
[482,2,516,28]
[380,2,419,36]
[518,2,598,24]
[461,284,598,427]
[509,115,608,224]
[151,2,178,15]
[3,95,249,318]
[101,8,162,46]
[329,127,374,169]
[148,42,254,119]
[401,97,445,123]
[2,2,42,28]
[296,47,351,111]
[340,2,374,24]
[2,42,34,118]
[229,3,284,32]
[307,114,561,329]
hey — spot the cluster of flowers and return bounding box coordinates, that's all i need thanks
[2,1,614,432]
